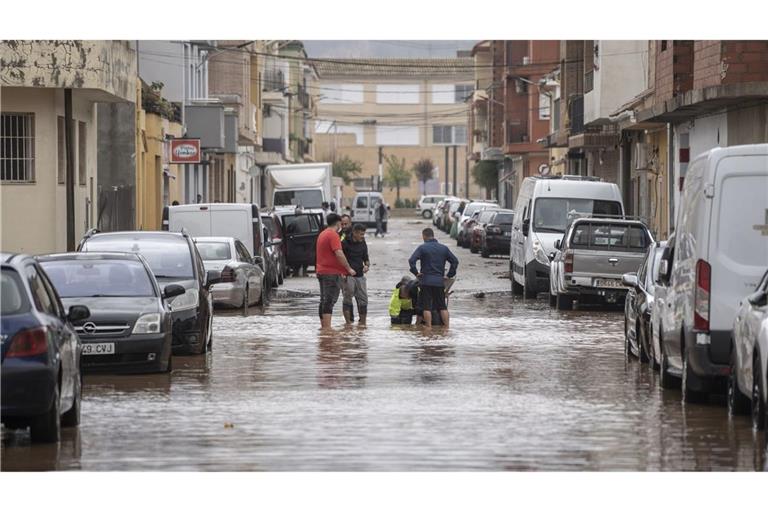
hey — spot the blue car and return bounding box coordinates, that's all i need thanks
[1,253,90,443]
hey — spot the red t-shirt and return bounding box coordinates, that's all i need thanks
[315,228,347,275]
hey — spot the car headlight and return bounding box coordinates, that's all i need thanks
[170,288,199,311]
[133,313,162,334]
[533,240,549,265]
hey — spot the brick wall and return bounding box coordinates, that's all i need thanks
[655,41,694,104]
[693,40,724,89]
[721,40,768,85]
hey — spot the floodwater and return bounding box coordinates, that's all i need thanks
[2,218,765,471]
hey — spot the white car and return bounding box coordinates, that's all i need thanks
[729,270,768,419]
[194,237,266,311]
[658,144,768,404]
[416,195,447,219]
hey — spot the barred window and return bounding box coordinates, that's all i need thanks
[1,113,35,182]
[433,125,467,145]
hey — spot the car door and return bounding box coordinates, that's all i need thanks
[26,263,73,405]
[282,213,322,268]
[236,240,260,299]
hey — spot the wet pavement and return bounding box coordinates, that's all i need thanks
[2,217,765,471]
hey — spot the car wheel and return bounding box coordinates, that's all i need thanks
[658,330,678,389]
[624,316,631,357]
[637,320,649,363]
[242,285,250,316]
[481,246,490,258]
[278,267,284,285]
[61,375,81,428]
[752,355,766,431]
[556,293,572,310]
[728,349,751,416]
[682,348,706,404]
[648,325,660,371]
[423,210,432,219]
[523,267,537,299]
[31,384,60,443]
[549,293,557,307]
[470,244,478,254]
[511,272,524,296]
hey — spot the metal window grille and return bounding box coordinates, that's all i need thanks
[1,113,36,182]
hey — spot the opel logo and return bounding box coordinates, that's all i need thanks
[82,322,97,334]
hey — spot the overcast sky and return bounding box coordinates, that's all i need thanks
[303,40,476,59]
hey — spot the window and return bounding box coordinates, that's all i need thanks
[195,242,232,261]
[533,198,622,233]
[455,84,473,103]
[318,83,364,104]
[376,84,419,104]
[432,125,467,145]
[1,113,35,182]
[57,116,65,184]
[1,269,31,315]
[432,84,473,104]
[40,260,156,298]
[82,236,195,279]
[78,121,86,186]
[314,121,364,145]
[26,264,56,315]
[376,125,419,146]
[539,93,551,120]
[356,196,368,209]
[236,242,252,263]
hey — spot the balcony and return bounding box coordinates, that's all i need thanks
[567,94,584,135]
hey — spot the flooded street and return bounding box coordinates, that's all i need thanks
[2,217,765,471]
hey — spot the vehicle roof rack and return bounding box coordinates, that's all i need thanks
[564,211,650,229]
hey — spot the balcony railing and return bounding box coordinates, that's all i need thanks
[263,69,285,92]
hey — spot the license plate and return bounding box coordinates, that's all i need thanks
[82,342,115,355]
[595,279,623,289]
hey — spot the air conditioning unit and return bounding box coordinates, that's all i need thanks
[522,56,530,65]
[633,142,650,170]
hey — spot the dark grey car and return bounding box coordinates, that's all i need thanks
[38,252,185,374]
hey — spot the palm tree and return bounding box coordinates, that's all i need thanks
[384,154,411,203]
[412,158,435,194]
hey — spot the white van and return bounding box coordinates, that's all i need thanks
[163,203,266,266]
[509,176,624,298]
[657,144,768,402]
[351,191,387,229]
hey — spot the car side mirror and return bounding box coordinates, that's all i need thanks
[522,218,530,237]
[748,290,768,307]
[252,256,264,267]
[67,305,90,323]
[206,270,222,287]
[622,272,639,289]
[163,284,186,300]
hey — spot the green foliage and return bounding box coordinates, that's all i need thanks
[332,155,363,185]
[141,80,181,123]
[471,160,499,196]
[412,158,435,187]
[384,154,411,201]
[395,198,405,208]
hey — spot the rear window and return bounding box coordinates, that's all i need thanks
[1,268,30,315]
[494,213,514,225]
[40,260,156,298]
[195,242,232,261]
[275,190,323,209]
[283,214,319,235]
[82,236,194,279]
[534,198,622,233]
[571,223,650,252]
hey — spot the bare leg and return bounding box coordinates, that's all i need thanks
[321,314,333,329]
[439,309,449,328]
[422,310,432,328]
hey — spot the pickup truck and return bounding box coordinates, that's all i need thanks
[549,217,653,310]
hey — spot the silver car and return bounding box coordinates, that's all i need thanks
[194,237,265,311]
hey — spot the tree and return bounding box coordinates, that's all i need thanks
[384,154,411,203]
[412,158,435,194]
[331,155,363,185]
[471,160,499,199]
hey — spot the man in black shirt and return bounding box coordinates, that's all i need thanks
[341,223,370,325]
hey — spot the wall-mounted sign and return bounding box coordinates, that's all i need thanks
[538,164,551,176]
[169,139,201,164]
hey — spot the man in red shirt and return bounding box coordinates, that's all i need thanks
[316,213,356,328]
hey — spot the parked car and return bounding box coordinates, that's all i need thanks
[621,241,667,363]
[479,209,515,258]
[445,199,467,235]
[78,230,220,355]
[438,198,457,232]
[653,232,679,389]
[510,176,624,299]
[38,252,181,374]
[1,253,90,443]
[262,224,281,288]
[728,269,768,417]
[261,212,288,282]
[416,194,447,219]
[272,208,323,276]
[433,199,446,228]
[458,202,498,248]
[549,217,653,310]
[657,144,768,404]
[469,209,500,253]
[194,237,266,311]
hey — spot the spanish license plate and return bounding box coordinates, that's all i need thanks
[82,342,115,355]
[596,279,623,289]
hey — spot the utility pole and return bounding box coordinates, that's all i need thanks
[452,145,457,197]
[465,150,469,200]
[444,146,449,195]
[65,89,75,251]
[378,146,383,191]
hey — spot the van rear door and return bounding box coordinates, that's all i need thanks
[354,194,371,223]
[282,213,322,269]
[169,207,211,236]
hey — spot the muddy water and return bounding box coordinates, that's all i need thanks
[2,218,765,471]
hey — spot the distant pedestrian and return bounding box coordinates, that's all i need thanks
[339,214,353,242]
[408,227,458,328]
[374,201,386,237]
[171,200,180,206]
[196,194,203,204]
[341,223,370,325]
[315,213,356,329]
[321,201,331,220]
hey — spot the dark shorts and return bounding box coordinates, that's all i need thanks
[418,285,447,312]
[317,274,342,316]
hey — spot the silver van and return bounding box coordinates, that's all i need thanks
[509,176,624,298]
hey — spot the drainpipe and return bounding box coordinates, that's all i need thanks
[65,89,75,251]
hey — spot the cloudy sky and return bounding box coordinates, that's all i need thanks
[303,40,476,59]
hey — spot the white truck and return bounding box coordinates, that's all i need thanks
[265,163,334,211]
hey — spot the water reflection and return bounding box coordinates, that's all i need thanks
[1,427,82,471]
[317,326,369,389]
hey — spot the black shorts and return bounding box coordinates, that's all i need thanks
[418,285,447,312]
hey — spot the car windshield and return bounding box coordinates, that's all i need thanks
[40,260,156,298]
[274,190,323,209]
[463,204,488,217]
[195,242,232,261]
[533,198,622,233]
[83,236,194,279]
[1,268,31,315]
[494,213,514,225]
